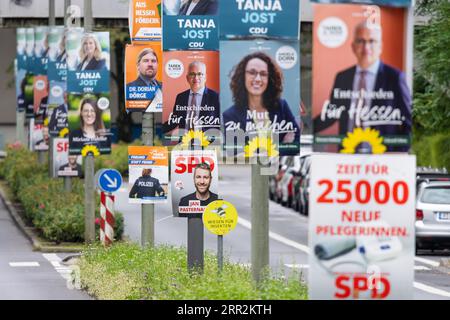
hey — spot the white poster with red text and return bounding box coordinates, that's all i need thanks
[308,154,415,300]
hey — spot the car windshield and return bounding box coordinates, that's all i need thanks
[421,186,450,204]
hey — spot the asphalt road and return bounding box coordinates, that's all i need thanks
[0,199,89,300]
[116,164,450,300]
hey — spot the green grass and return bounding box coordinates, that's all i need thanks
[78,242,308,300]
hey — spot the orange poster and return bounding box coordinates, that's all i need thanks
[129,0,162,43]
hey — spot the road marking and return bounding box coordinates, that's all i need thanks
[43,254,74,282]
[414,266,431,271]
[237,217,310,254]
[414,257,440,268]
[414,282,450,298]
[285,264,309,269]
[9,262,40,267]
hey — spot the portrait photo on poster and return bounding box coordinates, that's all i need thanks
[163,0,218,16]
[53,138,83,178]
[162,51,220,144]
[128,146,169,204]
[312,4,412,154]
[66,30,110,94]
[171,150,219,218]
[125,43,163,112]
[68,93,112,156]
[220,39,301,157]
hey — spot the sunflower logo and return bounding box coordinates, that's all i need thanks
[81,145,100,157]
[181,130,210,149]
[43,118,49,127]
[244,136,279,158]
[340,128,387,154]
[59,128,69,138]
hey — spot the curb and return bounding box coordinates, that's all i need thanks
[0,182,84,253]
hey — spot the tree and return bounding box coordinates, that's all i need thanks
[413,0,450,132]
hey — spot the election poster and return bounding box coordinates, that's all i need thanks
[220,0,300,40]
[66,30,110,94]
[162,50,220,144]
[47,27,70,137]
[312,4,412,153]
[29,119,49,151]
[220,39,301,157]
[16,28,28,113]
[53,138,83,178]
[163,0,219,50]
[311,0,412,8]
[24,28,35,118]
[128,146,168,204]
[33,75,48,124]
[171,150,219,218]
[308,154,415,300]
[33,26,49,76]
[125,43,163,112]
[68,93,112,156]
[129,0,162,43]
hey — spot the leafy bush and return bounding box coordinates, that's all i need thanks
[79,242,308,300]
[0,145,124,243]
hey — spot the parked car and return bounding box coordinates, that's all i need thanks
[269,156,292,203]
[416,180,450,253]
[280,156,302,207]
[290,154,310,211]
[297,155,312,216]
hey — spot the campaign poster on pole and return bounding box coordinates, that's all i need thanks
[24,28,35,118]
[308,154,415,300]
[67,93,112,156]
[66,30,112,156]
[162,50,220,145]
[129,0,162,43]
[33,75,49,124]
[29,119,49,151]
[171,150,219,218]
[53,138,83,178]
[125,43,163,112]
[310,0,412,7]
[128,146,169,204]
[220,0,300,40]
[47,26,68,137]
[312,4,412,154]
[33,26,49,76]
[163,0,219,50]
[220,39,301,157]
[16,28,28,113]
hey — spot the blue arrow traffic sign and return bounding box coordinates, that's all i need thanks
[97,169,123,193]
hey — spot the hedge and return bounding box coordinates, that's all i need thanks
[79,242,308,300]
[0,145,124,243]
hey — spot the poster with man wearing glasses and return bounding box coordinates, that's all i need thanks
[312,4,412,154]
[162,51,220,144]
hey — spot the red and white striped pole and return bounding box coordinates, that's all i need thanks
[100,192,115,246]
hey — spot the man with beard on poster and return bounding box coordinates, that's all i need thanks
[126,48,161,89]
[178,162,218,216]
[164,61,220,134]
[314,20,412,152]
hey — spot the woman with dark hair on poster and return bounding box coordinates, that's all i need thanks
[70,98,105,139]
[222,51,300,146]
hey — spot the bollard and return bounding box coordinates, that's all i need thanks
[100,192,115,246]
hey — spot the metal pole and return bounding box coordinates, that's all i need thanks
[16,111,26,146]
[188,217,204,273]
[48,0,56,177]
[83,0,95,243]
[251,159,269,284]
[218,235,223,273]
[49,0,56,26]
[141,113,155,247]
[63,0,72,190]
